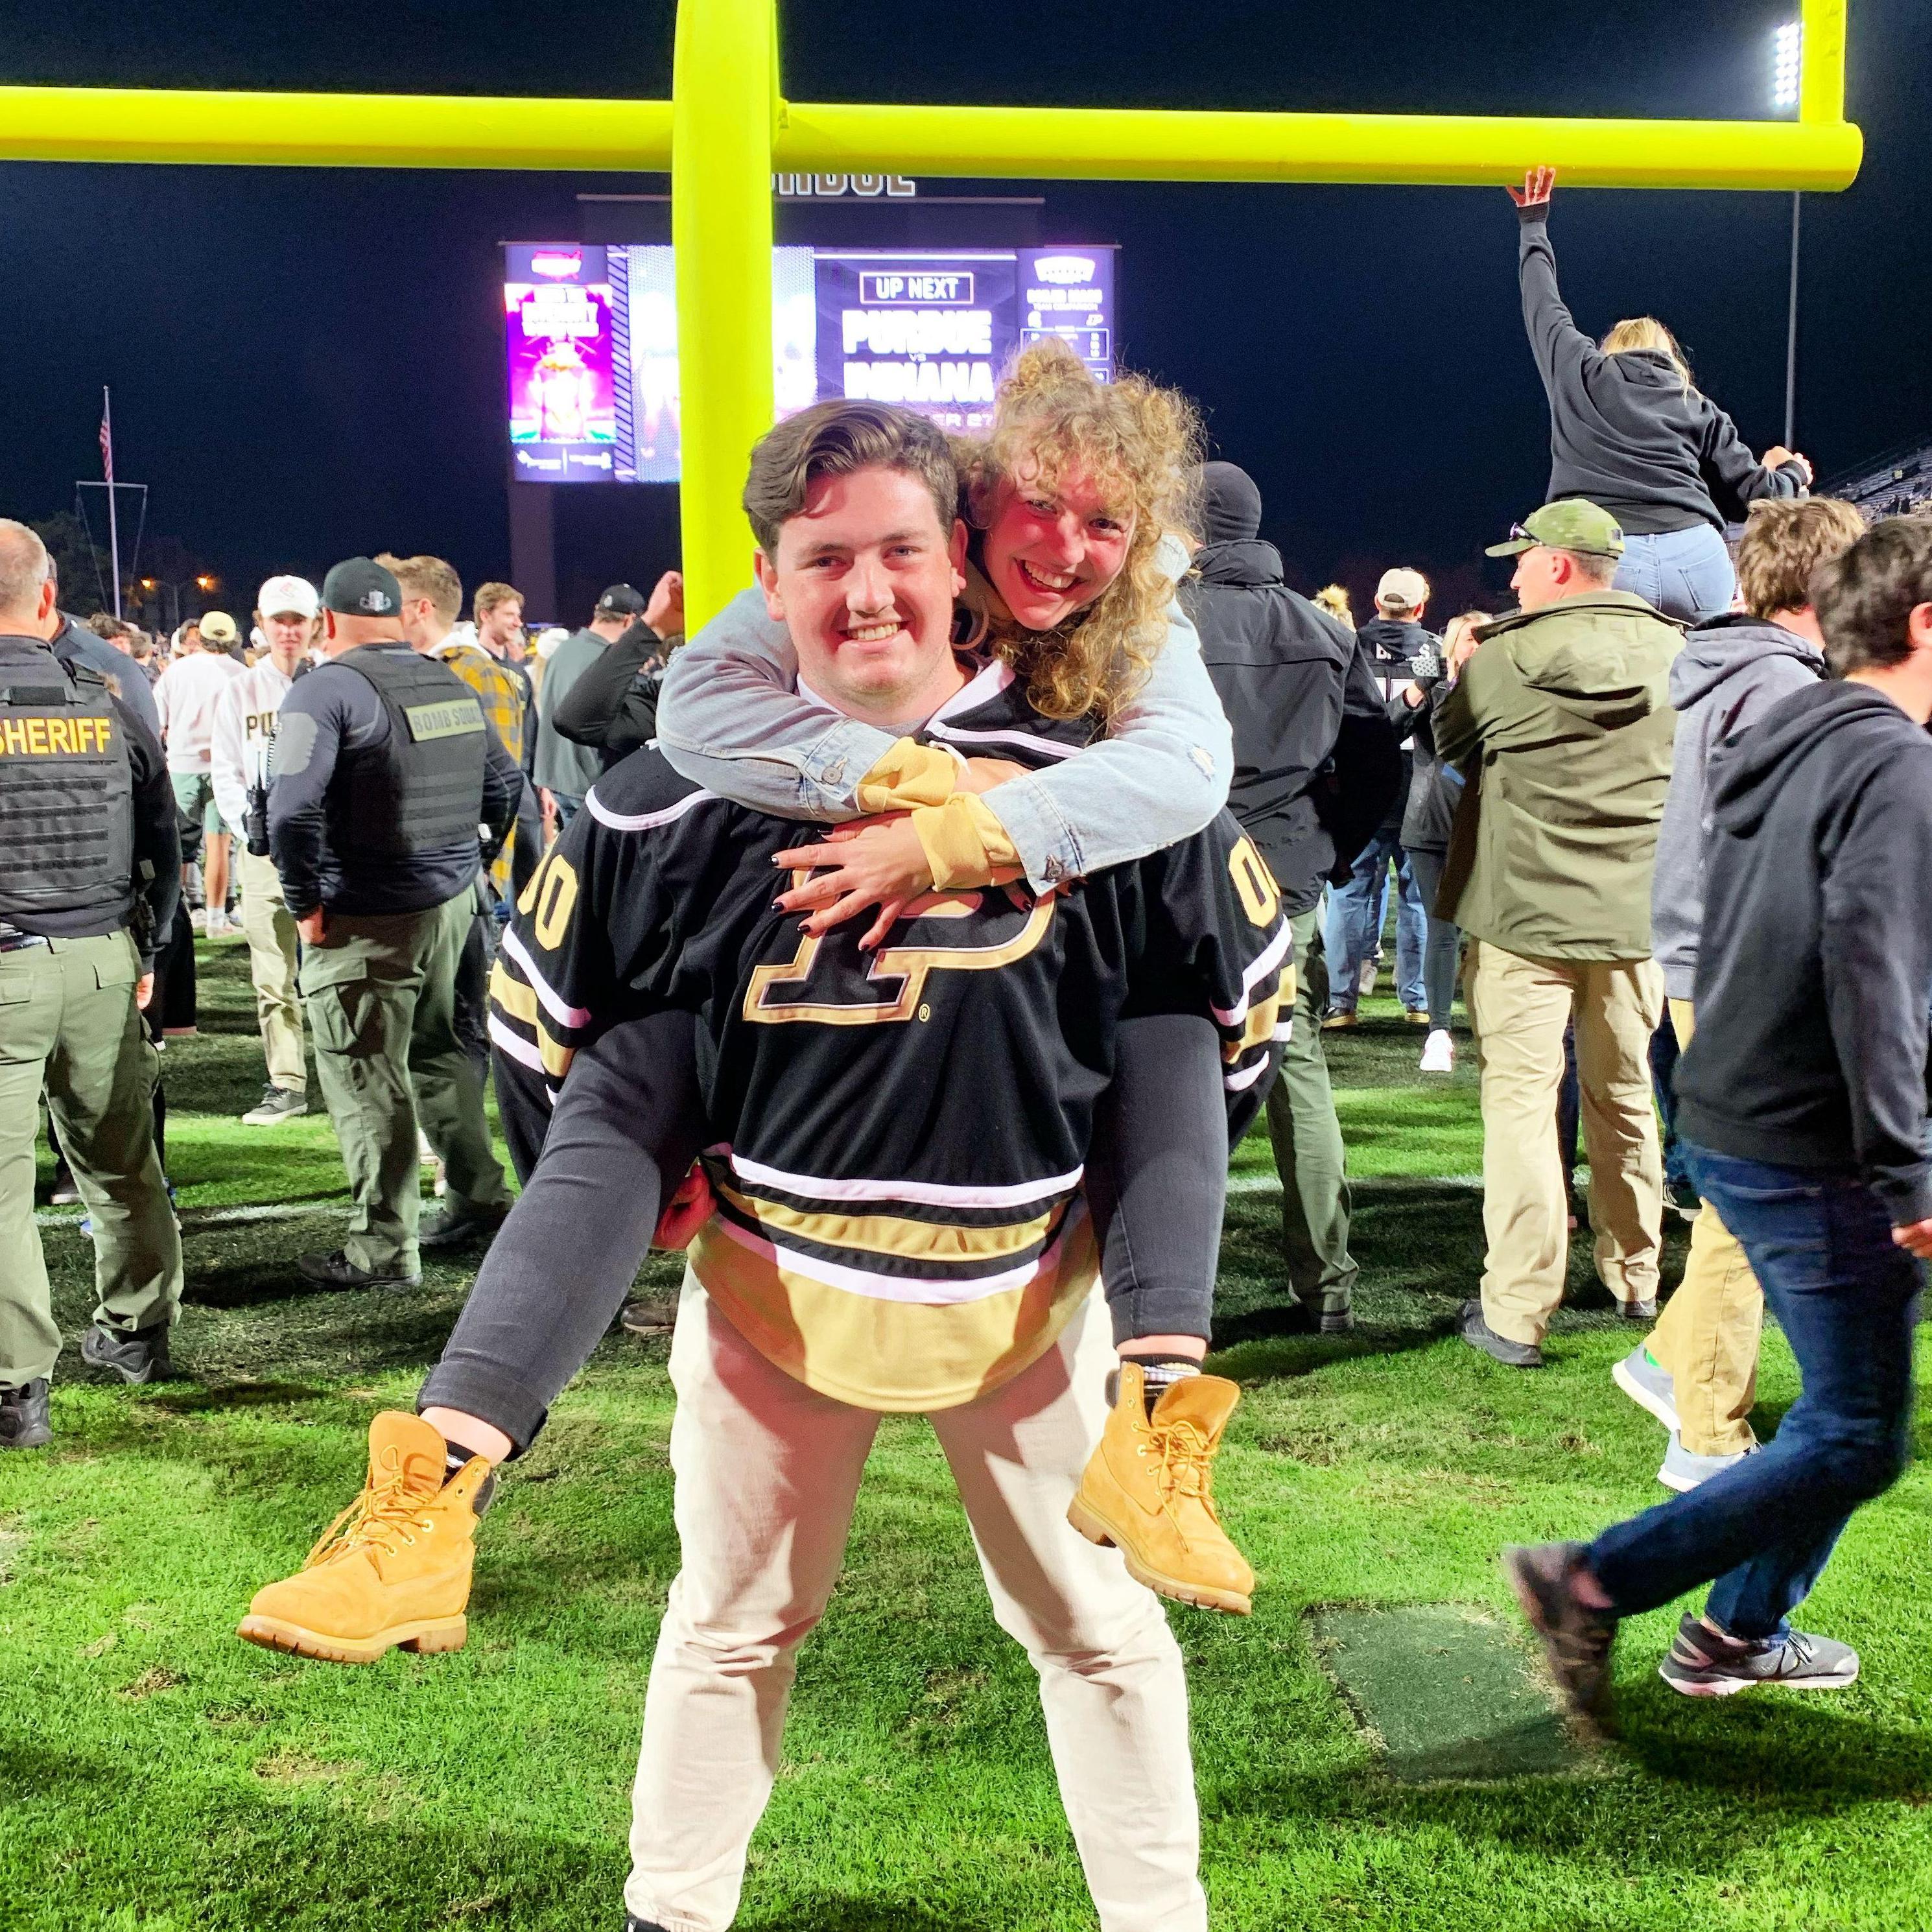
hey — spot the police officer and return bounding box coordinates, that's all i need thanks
[268,558,520,1289]
[0,519,183,1451]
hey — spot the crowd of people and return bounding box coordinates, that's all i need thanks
[4,169,1930,1931]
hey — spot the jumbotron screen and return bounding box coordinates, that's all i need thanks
[504,242,1118,484]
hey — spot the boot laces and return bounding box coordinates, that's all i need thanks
[305,1447,437,1570]
[1142,1417,1223,1530]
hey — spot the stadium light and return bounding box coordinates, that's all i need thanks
[1773,23,1803,112]
[0,0,1863,624]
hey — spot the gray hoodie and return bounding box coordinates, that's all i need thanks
[1650,613,1826,999]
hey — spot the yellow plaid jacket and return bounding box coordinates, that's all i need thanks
[434,637,530,894]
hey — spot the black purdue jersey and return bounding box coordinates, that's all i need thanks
[491,655,1290,1411]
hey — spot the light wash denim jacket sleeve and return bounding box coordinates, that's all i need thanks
[654,562,1234,890]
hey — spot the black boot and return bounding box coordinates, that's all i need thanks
[82,1323,174,1385]
[0,1378,52,1448]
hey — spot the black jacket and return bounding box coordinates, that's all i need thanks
[552,619,665,772]
[1677,681,1932,1225]
[1518,210,1808,537]
[1180,539,1402,912]
[1389,659,1461,854]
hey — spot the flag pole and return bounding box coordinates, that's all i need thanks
[101,387,122,616]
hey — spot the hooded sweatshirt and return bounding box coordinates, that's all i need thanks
[1676,681,1932,1224]
[1518,210,1808,537]
[1434,588,1682,960]
[1650,614,1826,999]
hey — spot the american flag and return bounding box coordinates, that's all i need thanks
[99,400,113,483]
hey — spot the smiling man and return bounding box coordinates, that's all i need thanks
[239,402,1285,1932]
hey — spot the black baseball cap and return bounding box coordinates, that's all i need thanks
[595,583,648,618]
[322,557,403,618]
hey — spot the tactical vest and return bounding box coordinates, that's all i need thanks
[328,645,488,860]
[0,635,134,925]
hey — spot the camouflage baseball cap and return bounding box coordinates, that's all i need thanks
[1485,500,1626,560]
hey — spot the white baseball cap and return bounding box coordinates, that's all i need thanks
[258,574,320,620]
[1374,567,1430,613]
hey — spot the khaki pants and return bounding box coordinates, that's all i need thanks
[1644,999,1762,1455]
[626,1279,1204,1932]
[0,934,182,1385]
[300,893,510,1276]
[237,850,305,1093]
[1465,940,1664,1346]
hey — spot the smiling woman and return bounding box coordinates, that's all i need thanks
[965,338,1203,723]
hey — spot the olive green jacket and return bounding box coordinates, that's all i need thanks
[1434,589,1683,961]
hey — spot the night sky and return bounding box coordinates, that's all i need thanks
[5,0,1928,624]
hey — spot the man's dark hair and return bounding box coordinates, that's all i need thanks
[88,612,133,641]
[743,400,958,556]
[1813,515,1932,676]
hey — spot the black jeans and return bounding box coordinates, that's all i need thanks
[425,1009,1238,1451]
[1589,1144,1920,1640]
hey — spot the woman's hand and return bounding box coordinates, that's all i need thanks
[1508,165,1557,210]
[772,814,934,948]
[1762,446,1814,487]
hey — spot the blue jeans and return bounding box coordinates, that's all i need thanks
[1647,1004,1693,1197]
[1323,829,1426,1013]
[1613,525,1736,626]
[1400,846,1461,1030]
[1590,1144,1920,1640]
[549,790,585,831]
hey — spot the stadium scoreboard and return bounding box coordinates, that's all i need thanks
[506,242,1118,484]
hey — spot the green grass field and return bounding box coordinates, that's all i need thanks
[5,942,1931,1931]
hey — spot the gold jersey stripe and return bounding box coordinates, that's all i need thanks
[714,1179,1057,1266]
[488,959,539,1024]
[692,1212,1098,1413]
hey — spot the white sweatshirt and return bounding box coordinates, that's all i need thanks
[210,659,295,832]
[153,649,244,773]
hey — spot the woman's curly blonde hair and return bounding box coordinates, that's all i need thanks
[961,339,1202,721]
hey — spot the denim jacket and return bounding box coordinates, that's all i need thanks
[654,541,1234,891]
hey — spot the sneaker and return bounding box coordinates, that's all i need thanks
[1358,957,1380,998]
[242,1084,308,1125]
[1616,1298,1660,1322]
[1657,1432,1756,1492]
[418,1199,510,1251]
[188,906,208,934]
[163,1025,198,1039]
[298,1247,422,1291]
[1611,1344,1679,1433]
[0,1379,52,1450]
[620,1296,680,1335]
[1276,1299,1354,1335]
[80,1322,173,1385]
[1403,1006,1431,1026]
[237,1412,491,1664]
[1067,1363,1255,1615]
[1458,1299,1543,1367]
[1419,1028,1455,1074]
[49,1164,80,1207]
[1666,1175,1703,1221]
[1658,1612,1858,1697]
[1320,1008,1360,1032]
[205,912,236,939]
[1503,1541,1618,1728]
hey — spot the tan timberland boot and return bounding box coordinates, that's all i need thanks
[237,1412,490,1664]
[1067,1363,1255,1615]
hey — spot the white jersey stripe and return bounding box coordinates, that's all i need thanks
[498,925,594,1030]
[487,1012,546,1073]
[926,722,1081,762]
[718,1145,1084,1212]
[584,785,720,833]
[713,1208,1076,1304]
[1223,1053,1271,1093]
[1211,916,1295,1026]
